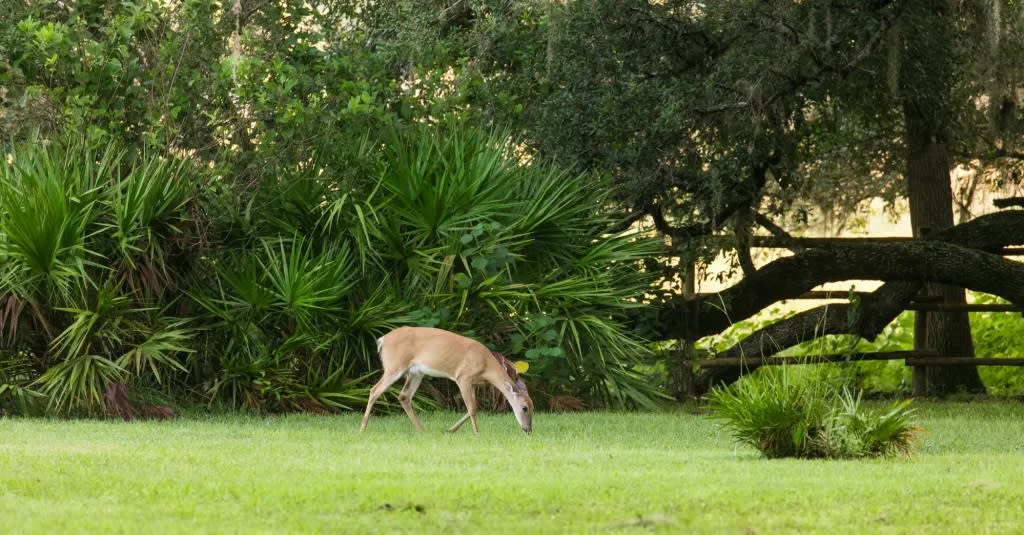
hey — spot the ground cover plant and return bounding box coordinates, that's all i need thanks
[709,365,919,459]
[1,403,1022,534]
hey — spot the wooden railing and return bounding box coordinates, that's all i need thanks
[680,234,1024,396]
[689,351,1024,369]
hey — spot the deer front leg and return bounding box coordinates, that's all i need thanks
[449,380,479,433]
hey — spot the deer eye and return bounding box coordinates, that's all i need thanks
[522,406,529,412]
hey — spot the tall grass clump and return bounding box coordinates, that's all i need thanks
[708,366,920,459]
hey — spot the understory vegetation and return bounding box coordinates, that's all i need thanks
[2,0,1022,421]
[709,365,919,459]
[0,128,663,417]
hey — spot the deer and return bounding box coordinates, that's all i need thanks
[359,326,533,433]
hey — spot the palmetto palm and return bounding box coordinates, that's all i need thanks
[191,234,397,411]
[3,122,667,415]
[369,123,666,407]
[1,136,197,415]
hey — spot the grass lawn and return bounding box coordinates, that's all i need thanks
[1,402,1023,534]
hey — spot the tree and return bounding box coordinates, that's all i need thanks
[0,0,667,413]
[364,0,1024,396]
[898,0,983,394]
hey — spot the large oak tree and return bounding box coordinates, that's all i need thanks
[368,0,1024,395]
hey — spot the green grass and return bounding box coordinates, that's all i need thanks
[2,403,1023,534]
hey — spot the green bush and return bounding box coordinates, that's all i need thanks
[1,122,667,415]
[709,365,919,459]
[970,294,1024,395]
[0,136,199,416]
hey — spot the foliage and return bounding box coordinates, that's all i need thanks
[366,0,1024,229]
[5,0,1020,412]
[970,294,1024,395]
[779,311,916,394]
[362,1,1024,400]
[190,235,380,412]
[1,119,665,415]
[0,0,669,413]
[0,350,44,415]
[709,365,920,459]
[0,135,198,416]
[366,123,667,409]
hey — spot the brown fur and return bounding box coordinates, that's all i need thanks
[361,327,534,433]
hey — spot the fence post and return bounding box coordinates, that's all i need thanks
[669,264,697,400]
[911,227,931,396]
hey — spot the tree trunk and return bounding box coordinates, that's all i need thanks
[900,0,985,395]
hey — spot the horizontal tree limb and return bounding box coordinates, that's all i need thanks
[662,210,1024,394]
[993,197,1024,209]
[689,240,1024,338]
[658,210,1024,344]
[691,354,1024,368]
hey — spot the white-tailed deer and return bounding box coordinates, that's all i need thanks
[359,326,533,433]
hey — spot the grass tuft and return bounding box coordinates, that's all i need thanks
[709,366,920,459]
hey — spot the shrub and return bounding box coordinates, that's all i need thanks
[0,136,199,416]
[1,121,667,415]
[708,366,919,459]
[970,294,1024,395]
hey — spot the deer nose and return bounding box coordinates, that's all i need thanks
[522,426,532,434]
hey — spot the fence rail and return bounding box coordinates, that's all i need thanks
[691,351,931,368]
[689,351,1024,369]
[681,233,1024,396]
[693,291,1023,313]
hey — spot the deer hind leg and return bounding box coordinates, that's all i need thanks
[398,373,425,431]
[448,380,479,433]
[359,369,405,432]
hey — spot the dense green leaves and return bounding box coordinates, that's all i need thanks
[0,136,198,416]
[0,139,105,304]
[22,0,1024,414]
[0,118,666,415]
[709,366,920,459]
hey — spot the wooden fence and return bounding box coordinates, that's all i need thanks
[682,236,1024,396]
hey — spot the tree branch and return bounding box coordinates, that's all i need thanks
[690,240,1024,338]
[656,210,1024,344]
[753,212,805,252]
[720,280,921,360]
[606,209,649,234]
[994,197,1024,209]
[645,154,777,241]
[672,210,1024,393]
